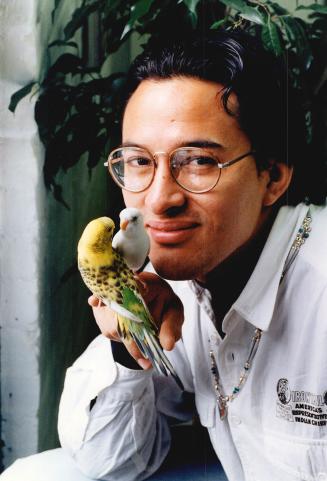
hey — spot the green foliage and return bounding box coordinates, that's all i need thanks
[261,17,282,56]
[9,0,327,205]
[9,82,37,113]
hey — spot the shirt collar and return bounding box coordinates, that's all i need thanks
[224,203,310,332]
[190,203,310,334]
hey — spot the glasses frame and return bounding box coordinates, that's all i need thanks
[104,146,256,194]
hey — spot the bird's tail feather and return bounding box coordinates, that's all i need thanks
[115,309,184,390]
[143,330,171,375]
[130,331,152,361]
[143,330,184,391]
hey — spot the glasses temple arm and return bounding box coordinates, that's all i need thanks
[218,150,256,169]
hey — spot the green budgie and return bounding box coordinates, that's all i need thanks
[77,216,183,389]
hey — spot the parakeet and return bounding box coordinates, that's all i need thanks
[78,216,183,389]
[112,207,150,271]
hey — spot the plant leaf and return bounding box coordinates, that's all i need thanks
[282,16,313,69]
[261,19,283,56]
[87,134,107,169]
[51,181,70,210]
[218,0,249,14]
[51,0,62,23]
[104,0,122,15]
[121,0,155,39]
[239,6,265,25]
[210,18,227,29]
[48,40,79,49]
[8,82,37,113]
[296,4,327,15]
[64,0,105,40]
[43,53,83,83]
[183,0,201,15]
[219,0,264,24]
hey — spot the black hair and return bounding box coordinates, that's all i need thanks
[124,30,326,205]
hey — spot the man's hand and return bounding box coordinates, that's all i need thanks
[88,272,184,369]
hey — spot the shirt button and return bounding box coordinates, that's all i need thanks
[210,334,220,346]
[227,352,235,362]
[317,473,327,481]
[230,415,242,426]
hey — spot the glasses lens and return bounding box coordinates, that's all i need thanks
[109,148,154,192]
[171,148,221,193]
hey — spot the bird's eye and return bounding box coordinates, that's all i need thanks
[132,216,138,222]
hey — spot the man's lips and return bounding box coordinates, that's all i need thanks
[146,220,200,244]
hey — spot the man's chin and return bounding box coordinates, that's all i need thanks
[150,257,201,281]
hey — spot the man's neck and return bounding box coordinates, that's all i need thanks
[197,209,277,337]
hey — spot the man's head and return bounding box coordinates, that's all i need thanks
[109,30,323,281]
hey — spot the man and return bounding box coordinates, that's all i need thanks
[2,30,327,481]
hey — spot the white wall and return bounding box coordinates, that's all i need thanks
[0,0,117,464]
[0,0,44,468]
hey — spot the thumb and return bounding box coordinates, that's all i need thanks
[159,309,183,351]
[88,295,105,307]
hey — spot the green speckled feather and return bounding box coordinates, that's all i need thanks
[77,216,183,389]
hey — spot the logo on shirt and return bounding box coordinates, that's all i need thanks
[276,378,327,427]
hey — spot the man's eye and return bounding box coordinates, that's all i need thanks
[190,156,216,166]
[126,157,152,167]
[175,156,217,169]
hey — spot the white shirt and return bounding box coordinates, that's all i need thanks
[58,203,327,481]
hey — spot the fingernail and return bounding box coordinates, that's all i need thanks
[138,358,152,370]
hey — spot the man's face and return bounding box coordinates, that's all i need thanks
[122,77,271,281]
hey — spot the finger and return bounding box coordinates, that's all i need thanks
[136,272,163,302]
[159,300,184,351]
[91,306,121,341]
[134,274,148,296]
[124,338,152,370]
[88,295,105,307]
[97,321,121,342]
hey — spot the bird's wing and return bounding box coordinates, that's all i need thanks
[78,251,183,389]
[103,298,144,323]
[112,231,122,251]
[118,286,184,390]
[121,286,157,332]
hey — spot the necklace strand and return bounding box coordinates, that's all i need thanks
[210,209,312,420]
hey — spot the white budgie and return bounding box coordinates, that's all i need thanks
[112,208,150,271]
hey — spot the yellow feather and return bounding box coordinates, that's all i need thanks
[77,216,115,266]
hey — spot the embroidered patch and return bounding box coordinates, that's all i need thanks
[276,378,327,426]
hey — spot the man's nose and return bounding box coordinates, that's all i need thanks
[144,157,186,215]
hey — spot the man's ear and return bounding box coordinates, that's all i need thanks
[262,162,293,207]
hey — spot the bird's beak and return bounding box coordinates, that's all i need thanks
[120,219,129,231]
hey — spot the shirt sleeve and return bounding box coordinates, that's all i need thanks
[57,334,193,481]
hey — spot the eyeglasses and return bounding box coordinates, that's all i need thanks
[104,146,255,194]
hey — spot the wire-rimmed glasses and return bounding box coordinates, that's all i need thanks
[104,146,255,194]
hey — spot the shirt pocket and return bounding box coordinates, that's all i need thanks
[264,431,327,481]
[195,392,216,428]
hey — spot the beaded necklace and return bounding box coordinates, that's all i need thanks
[209,209,312,420]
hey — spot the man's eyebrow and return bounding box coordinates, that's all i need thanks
[179,140,223,149]
[120,140,223,149]
[120,142,144,148]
